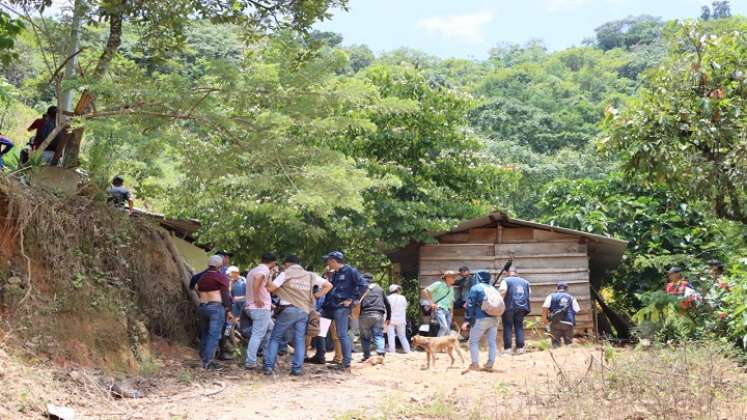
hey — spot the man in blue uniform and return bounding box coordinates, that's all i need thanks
[542,281,581,348]
[320,251,368,370]
[498,266,531,355]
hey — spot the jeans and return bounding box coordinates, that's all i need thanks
[264,306,309,374]
[359,313,385,359]
[197,303,225,366]
[435,308,452,337]
[323,306,352,366]
[244,309,272,367]
[502,310,526,350]
[232,300,245,318]
[470,317,499,366]
[387,322,410,353]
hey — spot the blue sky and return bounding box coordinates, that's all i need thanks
[315,0,747,59]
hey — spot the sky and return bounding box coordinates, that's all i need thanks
[315,0,747,59]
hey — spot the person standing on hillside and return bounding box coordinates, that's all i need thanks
[499,266,531,355]
[386,284,410,354]
[28,106,64,164]
[542,282,581,348]
[358,274,391,362]
[106,175,134,215]
[422,271,457,337]
[195,255,233,370]
[320,251,368,371]
[264,255,332,376]
[462,273,501,371]
[243,253,277,370]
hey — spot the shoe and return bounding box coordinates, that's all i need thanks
[289,371,303,377]
[467,363,481,372]
[502,349,513,356]
[327,364,350,371]
[517,347,526,355]
[243,364,258,371]
[262,368,273,376]
[359,356,370,363]
[204,362,223,371]
[481,365,494,372]
[304,357,326,365]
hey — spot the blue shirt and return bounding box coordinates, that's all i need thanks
[465,283,496,322]
[231,277,246,300]
[0,136,13,169]
[323,265,368,310]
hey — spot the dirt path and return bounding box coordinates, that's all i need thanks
[63,344,601,419]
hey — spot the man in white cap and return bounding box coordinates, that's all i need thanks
[542,281,581,348]
[195,255,233,370]
[386,284,410,353]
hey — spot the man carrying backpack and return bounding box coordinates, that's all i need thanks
[462,272,504,371]
[498,266,531,355]
[542,281,581,348]
[422,271,457,337]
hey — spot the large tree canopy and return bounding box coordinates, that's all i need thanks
[603,18,747,224]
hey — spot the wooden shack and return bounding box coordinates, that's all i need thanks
[386,212,627,336]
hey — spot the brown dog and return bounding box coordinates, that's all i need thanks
[411,334,465,370]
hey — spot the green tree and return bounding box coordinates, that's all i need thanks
[593,15,663,51]
[0,10,24,66]
[603,18,747,224]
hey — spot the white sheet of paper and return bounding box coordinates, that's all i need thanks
[418,323,430,333]
[318,317,332,337]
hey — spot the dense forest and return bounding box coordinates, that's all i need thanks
[0,0,745,349]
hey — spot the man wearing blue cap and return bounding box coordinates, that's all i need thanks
[320,251,368,370]
[542,281,581,348]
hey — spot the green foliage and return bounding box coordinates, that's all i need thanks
[593,15,663,51]
[603,18,747,225]
[0,11,24,66]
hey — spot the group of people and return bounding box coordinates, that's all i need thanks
[0,105,67,171]
[190,253,590,375]
[422,266,582,371]
[190,251,412,375]
[664,259,731,311]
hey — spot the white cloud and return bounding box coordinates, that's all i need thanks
[415,11,494,44]
[544,0,626,12]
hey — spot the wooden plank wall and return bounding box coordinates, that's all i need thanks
[419,226,594,336]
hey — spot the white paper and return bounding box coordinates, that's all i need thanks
[418,323,430,333]
[318,317,332,337]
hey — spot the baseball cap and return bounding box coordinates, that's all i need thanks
[208,255,224,267]
[389,284,400,293]
[556,281,569,290]
[226,266,239,274]
[667,266,682,274]
[442,270,458,279]
[323,251,344,262]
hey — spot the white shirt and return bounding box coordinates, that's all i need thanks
[498,279,532,296]
[542,294,581,312]
[387,293,408,324]
[273,271,327,306]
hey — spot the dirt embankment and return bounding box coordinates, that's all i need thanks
[0,174,195,374]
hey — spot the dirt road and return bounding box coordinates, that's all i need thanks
[62,344,604,419]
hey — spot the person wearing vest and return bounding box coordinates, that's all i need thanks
[358,274,392,362]
[462,273,500,371]
[263,255,332,376]
[422,271,457,337]
[320,251,368,370]
[498,266,531,355]
[542,282,581,348]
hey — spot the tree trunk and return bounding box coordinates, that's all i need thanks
[62,10,123,168]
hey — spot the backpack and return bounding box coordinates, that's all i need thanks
[480,283,505,316]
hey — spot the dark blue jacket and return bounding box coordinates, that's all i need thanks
[323,265,368,310]
[465,283,496,322]
[189,269,206,290]
[503,276,531,314]
[549,292,576,326]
